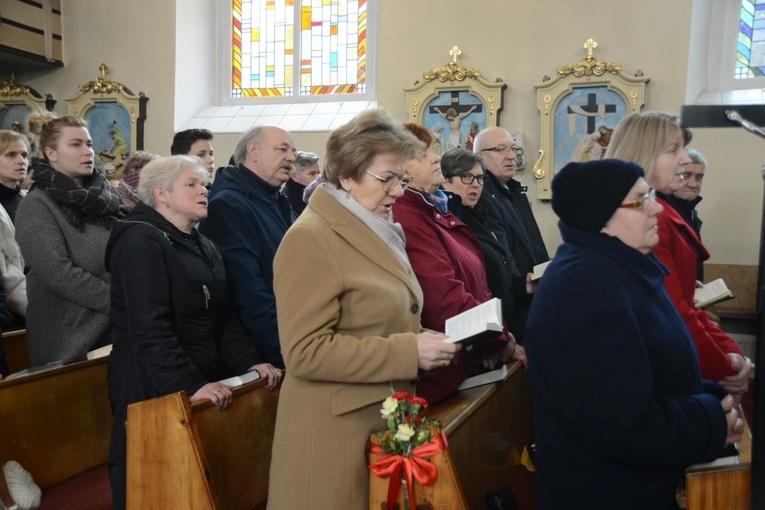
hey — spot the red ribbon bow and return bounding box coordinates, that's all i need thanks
[369,430,448,510]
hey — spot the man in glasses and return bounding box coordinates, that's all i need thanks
[474,127,549,342]
[200,125,298,369]
[665,148,707,280]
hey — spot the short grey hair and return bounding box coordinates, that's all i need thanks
[293,151,319,173]
[685,147,707,168]
[233,125,269,165]
[441,147,487,180]
[138,155,207,209]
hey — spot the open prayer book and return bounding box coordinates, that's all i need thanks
[444,297,503,346]
[218,370,261,388]
[694,278,734,309]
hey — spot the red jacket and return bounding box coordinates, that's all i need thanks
[392,190,508,404]
[653,198,741,381]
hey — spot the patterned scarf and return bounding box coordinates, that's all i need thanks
[32,164,128,232]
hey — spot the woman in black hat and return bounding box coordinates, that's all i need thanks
[525,158,743,510]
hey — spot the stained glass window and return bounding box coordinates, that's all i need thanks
[232,0,367,97]
[736,0,765,78]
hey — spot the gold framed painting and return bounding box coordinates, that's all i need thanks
[404,47,506,156]
[0,71,56,138]
[66,64,148,173]
[533,40,649,199]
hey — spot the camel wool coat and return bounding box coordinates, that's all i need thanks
[267,185,421,510]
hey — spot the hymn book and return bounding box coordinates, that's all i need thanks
[86,344,113,360]
[218,370,261,388]
[530,260,551,281]
[444,297,503,346]
[694,278,734,309]
[457,363,510,391]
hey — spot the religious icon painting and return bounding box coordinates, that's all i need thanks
[422,90,484,155]
[65,64,148,173]
[404,46,507,156]
[0,72,55,143]
[533,39,649,199]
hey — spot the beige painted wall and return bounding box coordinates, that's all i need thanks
[12,0,764,266]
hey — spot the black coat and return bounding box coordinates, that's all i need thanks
[445,191,525,341]
[0,281,13,376]
[105,203,263,508]
[482,172,549,276]
[106,203,262,411]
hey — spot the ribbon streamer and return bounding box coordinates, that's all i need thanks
[369,430,448,510]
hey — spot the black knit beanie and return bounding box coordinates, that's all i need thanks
[552,158,645,233]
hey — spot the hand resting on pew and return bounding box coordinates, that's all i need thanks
[191,382,234,410]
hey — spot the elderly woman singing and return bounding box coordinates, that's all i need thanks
[105,156,282,510]
[526,159,743,509]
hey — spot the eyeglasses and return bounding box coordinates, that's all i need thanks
[619,188,657,211]
[480,145,524,158]
[456,173,485,186]
[365,170,412,192]
[674,171,691,182]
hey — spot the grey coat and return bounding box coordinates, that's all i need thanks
[15,189,111,366]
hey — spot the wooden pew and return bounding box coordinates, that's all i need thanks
[1,329,30,374]
[682,410,752,510]
[126,377,280,510]
[369,361,534,510]
[425,361,535,510]
[0,356,112,508]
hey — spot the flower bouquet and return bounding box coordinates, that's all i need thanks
[368,390,466,510]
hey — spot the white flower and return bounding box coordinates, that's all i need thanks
[394,423,416,442]
[380,397,398,418]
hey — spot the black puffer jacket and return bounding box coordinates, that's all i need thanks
[105,203,262,414]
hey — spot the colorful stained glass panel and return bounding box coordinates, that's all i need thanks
[737,0,765,78]
[232,0,366,96]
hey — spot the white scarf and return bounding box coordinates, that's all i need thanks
[323,184,412,273]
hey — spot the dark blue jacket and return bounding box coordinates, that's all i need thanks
[199,165,295,367]
[526,222,728,510]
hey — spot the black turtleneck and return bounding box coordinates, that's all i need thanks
[0,183,22,223]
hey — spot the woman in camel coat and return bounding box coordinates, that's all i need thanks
[267,109,460,509]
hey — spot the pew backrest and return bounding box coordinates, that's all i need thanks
[0,357,111,489]
[2,329,30,374]
[126,378,280,510]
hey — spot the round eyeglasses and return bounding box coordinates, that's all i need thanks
[365,170,413,192]
[456,173,485,186]
[619,188,657,211]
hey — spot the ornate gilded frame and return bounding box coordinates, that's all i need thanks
[0,71,56,134]
[66,64,148,172]
[404,47,506,157]
[533,40,649,199]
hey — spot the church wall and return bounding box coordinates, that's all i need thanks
[10,0,763,266]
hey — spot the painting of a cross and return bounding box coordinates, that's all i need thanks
[567,92,617,133]
[428,91,483,117]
